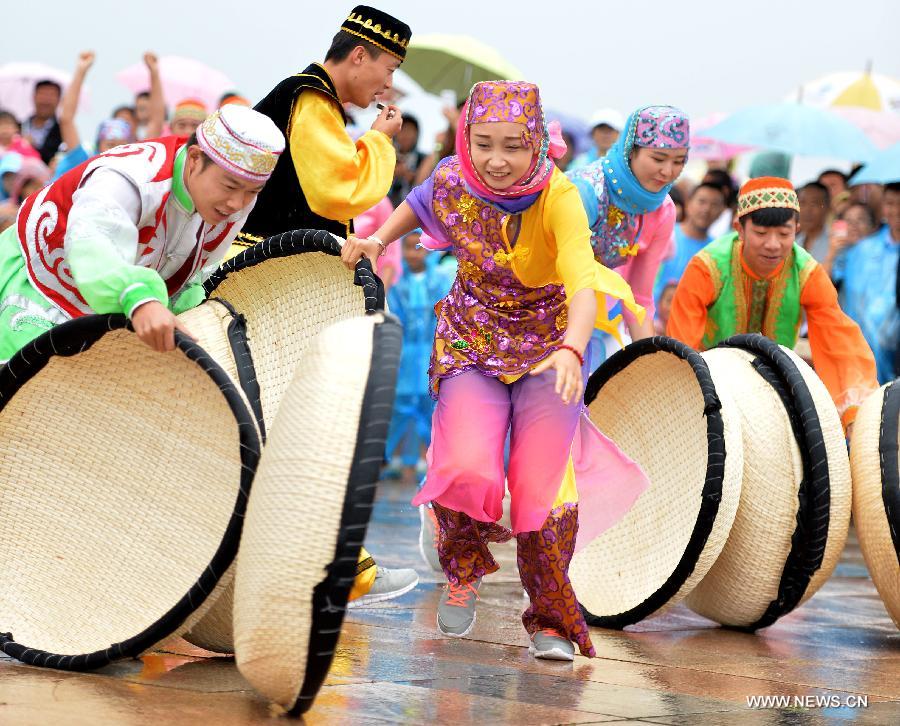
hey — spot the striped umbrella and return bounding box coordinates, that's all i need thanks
[793,69,900,113]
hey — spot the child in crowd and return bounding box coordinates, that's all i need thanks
[655,281,678,335]
[385,229,454,482]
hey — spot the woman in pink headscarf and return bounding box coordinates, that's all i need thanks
[341,81,649,660]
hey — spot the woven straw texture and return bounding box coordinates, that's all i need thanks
[204,230,380,427]
[186,233,381,654]
[783,347,852,607]
[174,300,257,653]
[686,347,805,624]
[851,384,900,628]
[570,339,742,626]
[234,314,397,713]
[0,321,257,668]
[181,567,237,652]
[177,301,241,379]
[687,344,851,628]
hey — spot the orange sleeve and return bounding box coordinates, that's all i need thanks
[802,264,879,428]
[666,257,716,350]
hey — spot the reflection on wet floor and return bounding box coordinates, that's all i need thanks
[2,479,899,724]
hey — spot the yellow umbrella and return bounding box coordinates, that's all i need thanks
[833,74,885,110]
[403,33,524,102]
[794,67,900,113]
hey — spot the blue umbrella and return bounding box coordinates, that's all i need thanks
[703,103,878,162]
[851,141,900,185]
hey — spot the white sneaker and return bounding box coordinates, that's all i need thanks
[529,629,575,661]
[347,566,419,609]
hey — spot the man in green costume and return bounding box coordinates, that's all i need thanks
[667,176,877,432]
[0,104,284,362]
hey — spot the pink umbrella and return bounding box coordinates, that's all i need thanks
[116,56,235,112]
[830,107,900,150]
[690,112,755,160]
[0,62,90,122]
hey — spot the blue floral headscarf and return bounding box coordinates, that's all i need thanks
[568,105,689,268]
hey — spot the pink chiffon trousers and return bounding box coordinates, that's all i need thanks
[412,368,581,535]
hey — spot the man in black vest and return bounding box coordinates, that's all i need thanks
[21,80,63,165]
[238,6,418,608]
[234,5,410,250]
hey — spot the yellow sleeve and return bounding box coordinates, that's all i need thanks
[801,264,879,428]
[290,92,396,221]
[546,179,644,333]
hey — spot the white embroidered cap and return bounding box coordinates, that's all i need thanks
[196,104,285,183]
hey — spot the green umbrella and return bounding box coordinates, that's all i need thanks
[403,33,524,102]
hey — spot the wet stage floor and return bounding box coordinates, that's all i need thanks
[3,479,900,724]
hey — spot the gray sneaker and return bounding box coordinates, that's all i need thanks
[418,504,443,573]
[346,566,419,609]
[437,578,481,637]
[529,629,575,661]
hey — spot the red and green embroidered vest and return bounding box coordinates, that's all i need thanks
[696,232,816,350]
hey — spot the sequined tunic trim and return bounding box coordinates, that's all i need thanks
[427,157,568,397]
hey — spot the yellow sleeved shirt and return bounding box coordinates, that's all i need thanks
[289,92,396,222]
[509,168,644,335]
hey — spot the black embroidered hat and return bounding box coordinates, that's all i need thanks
[340,6,412,61]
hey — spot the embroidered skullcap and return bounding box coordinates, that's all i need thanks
[340,6,412,61]
[631,106,690,150]
[737,176,800,218]
[172,99,208,123]
[196,104,285,183]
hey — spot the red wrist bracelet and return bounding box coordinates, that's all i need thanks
[557,344,584,367]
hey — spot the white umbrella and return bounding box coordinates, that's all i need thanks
[0,62,89,122]
[791,69,900,113]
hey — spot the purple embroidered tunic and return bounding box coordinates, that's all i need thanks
[408,157,569,398]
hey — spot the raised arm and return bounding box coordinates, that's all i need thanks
[59,51,94,151]
[142,52,166,139]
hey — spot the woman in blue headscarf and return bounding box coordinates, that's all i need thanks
[567,105,690,368]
